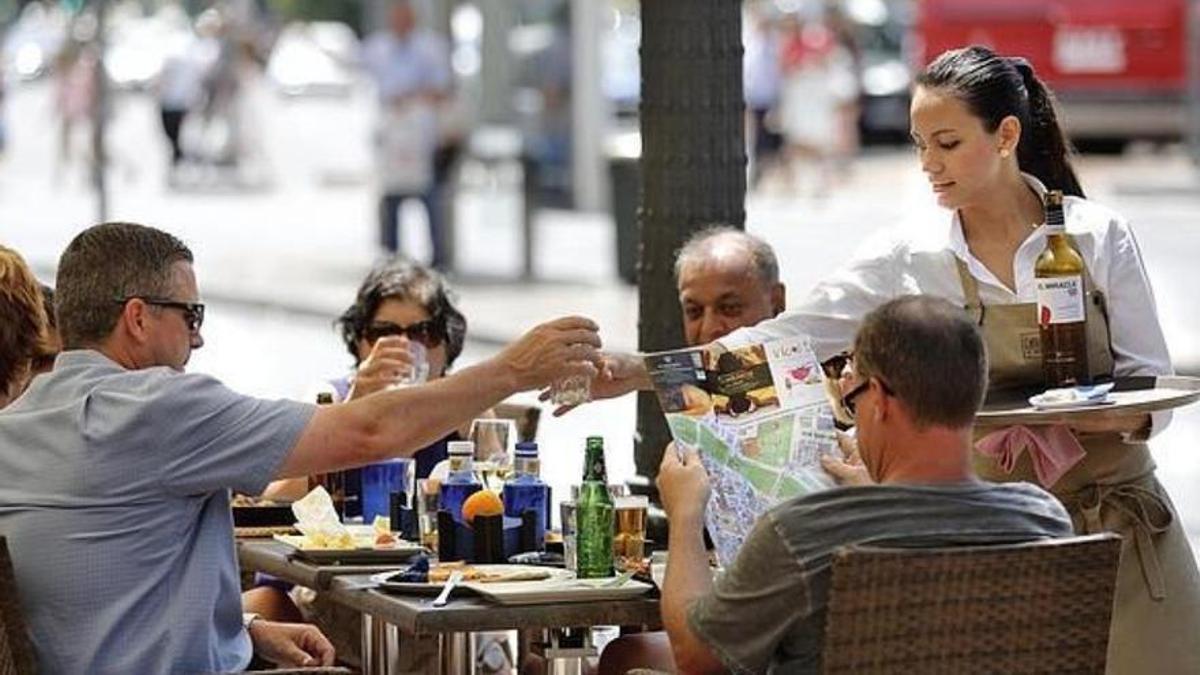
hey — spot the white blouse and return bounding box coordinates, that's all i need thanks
[723,174,1173,435]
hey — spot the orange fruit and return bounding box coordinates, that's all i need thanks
[461,490,504,523]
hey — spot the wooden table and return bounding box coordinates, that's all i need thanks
[326,574,662,675]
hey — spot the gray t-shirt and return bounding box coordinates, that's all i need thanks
[0,350,314,674]
[689,482,1074,675]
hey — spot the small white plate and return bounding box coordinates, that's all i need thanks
[1029,383,1115,410]
[1028,396,1116,410]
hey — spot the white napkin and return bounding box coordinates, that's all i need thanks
[291,486,353,548]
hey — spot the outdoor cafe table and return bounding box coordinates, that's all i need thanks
[326,573,663,675]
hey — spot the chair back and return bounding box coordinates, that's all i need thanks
[821,533,1121,675]
[0,536,37,675]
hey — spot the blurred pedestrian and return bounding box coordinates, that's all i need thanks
[361,0,453,269]
[53,37,96,185]
[777,12,856,197]
[157,23,211,180]
[743,6,783,189]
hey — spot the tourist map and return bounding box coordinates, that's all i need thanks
[645,336,841,566]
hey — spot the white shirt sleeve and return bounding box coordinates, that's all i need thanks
[720,231,901,359]
[1093,213,1174,438]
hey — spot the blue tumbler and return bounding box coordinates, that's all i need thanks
[361,458,411,524]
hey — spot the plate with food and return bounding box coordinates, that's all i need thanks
[466,573,655,606]
[274,523,426,564]
[372,557,565,595]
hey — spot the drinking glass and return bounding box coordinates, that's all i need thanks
[613,495,649,569]
[549,374,591,406]
[468,418,516,491]
[416,478,441,551]
[360,458,412,524]
[393,341,430,386]
[560,501,578,573]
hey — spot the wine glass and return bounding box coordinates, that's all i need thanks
[468,418,516,491]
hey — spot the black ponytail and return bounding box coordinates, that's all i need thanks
[916,46,1085,198]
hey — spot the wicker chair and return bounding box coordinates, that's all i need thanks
[821,533,1121,675]
[0,536,36,675]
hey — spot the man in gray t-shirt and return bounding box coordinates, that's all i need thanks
[609,296,1074,675]
[0,223,601,673]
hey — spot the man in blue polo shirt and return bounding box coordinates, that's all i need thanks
[0,222,600,673]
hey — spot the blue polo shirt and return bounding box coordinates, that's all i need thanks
[0,350,314,674]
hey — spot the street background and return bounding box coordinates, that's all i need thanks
[3,0,1200,553]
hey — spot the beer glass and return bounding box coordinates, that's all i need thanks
[613,495,649,569]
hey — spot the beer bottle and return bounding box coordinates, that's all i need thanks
[1035,190,1089,386]
[576,436,615,578]
[310,392,346,519]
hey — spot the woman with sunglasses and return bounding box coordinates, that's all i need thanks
[331,256,469,479]
[596,45,1195,671]
[248,257,476,654]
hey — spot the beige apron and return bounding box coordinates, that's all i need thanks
[958,256,1200,674]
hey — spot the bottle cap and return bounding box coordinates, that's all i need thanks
[448,440,474,457]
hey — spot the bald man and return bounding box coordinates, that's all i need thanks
[675,226,786,346]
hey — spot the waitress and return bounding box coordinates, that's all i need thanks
[604,45,1199,672]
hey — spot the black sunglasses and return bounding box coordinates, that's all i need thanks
[841,376,893,416]
[116,297,205,333]
[362,319,444,348]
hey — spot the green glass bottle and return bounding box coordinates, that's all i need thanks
[575,436,615,578]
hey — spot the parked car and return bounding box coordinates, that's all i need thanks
[914,0,1188,147]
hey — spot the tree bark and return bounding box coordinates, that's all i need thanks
[635,0,745,481]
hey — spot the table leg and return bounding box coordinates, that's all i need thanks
[390,632,441,675]
[360,614,389,675]
[542,627,596,675]
[440,631,475,674]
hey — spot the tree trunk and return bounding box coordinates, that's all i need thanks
[635,0,745,481]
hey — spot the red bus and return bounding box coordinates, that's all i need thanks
[914,0,1189,144]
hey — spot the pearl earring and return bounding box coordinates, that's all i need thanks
[1000,148,1011,158]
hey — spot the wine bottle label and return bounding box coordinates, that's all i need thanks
[1036,275,1085,325]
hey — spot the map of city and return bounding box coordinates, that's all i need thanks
[647,336,841,566]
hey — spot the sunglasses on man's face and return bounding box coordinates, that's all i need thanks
[116,297,206,333]
[840,375,894,417]
[362,319,444,348]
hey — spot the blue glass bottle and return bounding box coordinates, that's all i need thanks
[503,442,549,549]
[439,441,481,523]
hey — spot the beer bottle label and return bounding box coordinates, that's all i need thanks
[1036,275,1085,325]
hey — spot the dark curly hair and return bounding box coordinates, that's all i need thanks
[337,257,467,369]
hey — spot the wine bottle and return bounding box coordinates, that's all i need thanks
[1035,190,1089,386]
